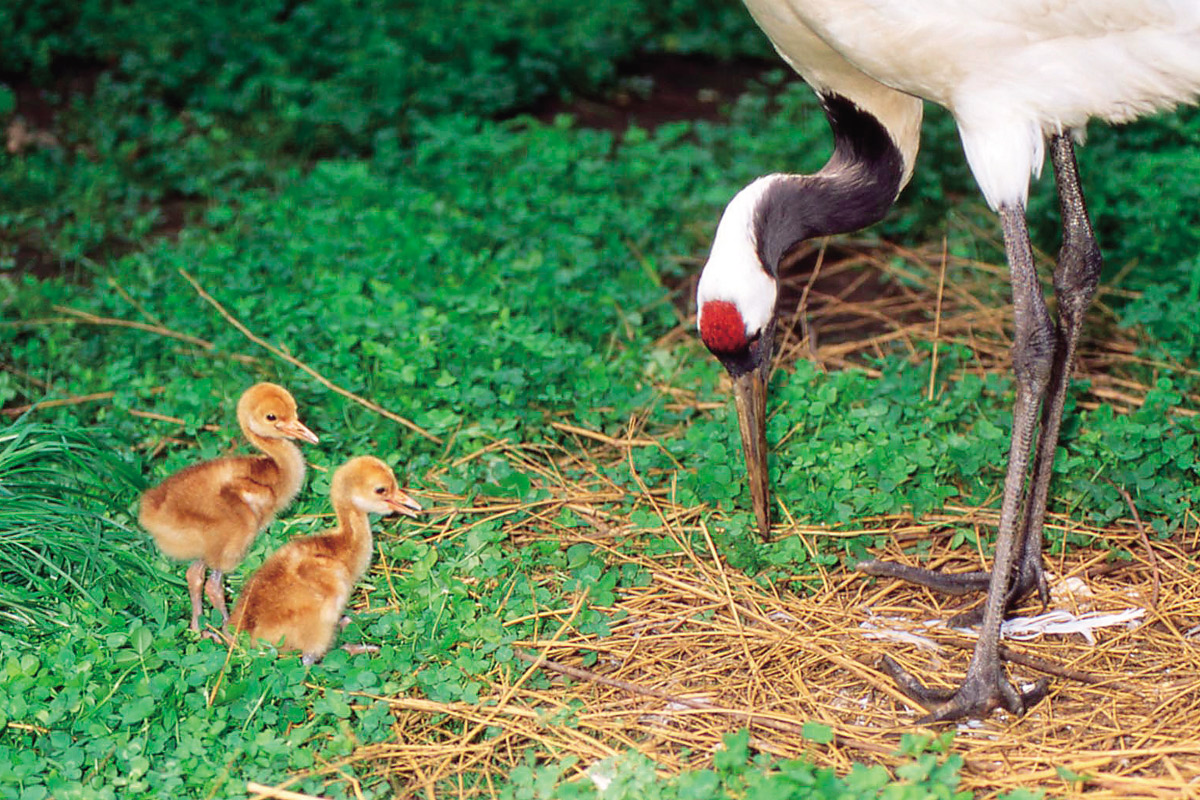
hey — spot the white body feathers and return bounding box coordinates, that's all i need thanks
[742,0,1200,209]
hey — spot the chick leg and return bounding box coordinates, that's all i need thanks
[204,568,229,625]
[185,560,207,632]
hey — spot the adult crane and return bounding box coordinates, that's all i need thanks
[695,0,1200,722]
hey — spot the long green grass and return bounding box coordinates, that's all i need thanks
[0,420,168,636]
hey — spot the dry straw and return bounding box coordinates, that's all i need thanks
[278,429,1200,799]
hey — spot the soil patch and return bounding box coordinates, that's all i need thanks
[529,53,791,131]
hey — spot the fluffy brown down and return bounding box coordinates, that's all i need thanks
[229,455,421,664]
[138,382,319,630]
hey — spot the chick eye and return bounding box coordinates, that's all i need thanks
[374,486,386,495]
[266,413,277,421]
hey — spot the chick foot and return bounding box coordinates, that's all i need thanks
[200,628,231,646]
[300,643,379,666]
[340,643,379,656]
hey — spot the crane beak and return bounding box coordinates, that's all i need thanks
[731,368,771,541]
[385,491,423,518]
[277,419,320,444]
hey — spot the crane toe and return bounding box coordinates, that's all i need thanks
[880,654,1048,723]
[859,545,1050,627]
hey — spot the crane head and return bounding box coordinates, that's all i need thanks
[239,382,320,444]
[336,456,423,518]
[697,297,775,542]
[696,178,782,541]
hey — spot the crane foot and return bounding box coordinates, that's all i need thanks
[880,654,1048,723]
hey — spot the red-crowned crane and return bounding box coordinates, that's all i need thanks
[695,1,1200,722]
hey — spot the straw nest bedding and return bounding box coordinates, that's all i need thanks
[316,486,1197,800]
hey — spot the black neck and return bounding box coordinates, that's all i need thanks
[754,93,905,273]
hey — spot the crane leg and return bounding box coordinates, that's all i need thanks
[868,199,1056,719]
[1008,133,1102,607]
[925,201,1056,719]
[880,202,1054,720]
[859,134,1100,623]
[862,135,1101,720]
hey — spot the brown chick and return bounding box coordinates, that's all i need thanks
[139,382,319,632]
[229,456,421,665]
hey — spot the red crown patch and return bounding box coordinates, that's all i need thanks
[699,300,747,354]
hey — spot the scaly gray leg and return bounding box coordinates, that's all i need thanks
[878,202,1057,721]
[1008,133,1102,606]
[859,134,1101,631]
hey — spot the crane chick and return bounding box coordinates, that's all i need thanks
[229,456,421,665]
[139,382,319,632]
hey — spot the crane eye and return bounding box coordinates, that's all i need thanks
[266,413,278,421]
[374,486,386,495]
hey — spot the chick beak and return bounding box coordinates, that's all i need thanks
[731,368,771,541]
[277,419,320,444]
[384,491,423,518]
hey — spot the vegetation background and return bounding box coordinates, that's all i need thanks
[1,1,1197,798]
